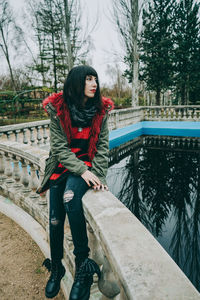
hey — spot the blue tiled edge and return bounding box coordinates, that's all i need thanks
[109,121,200,149]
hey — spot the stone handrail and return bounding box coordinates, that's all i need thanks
[0,140,199,299]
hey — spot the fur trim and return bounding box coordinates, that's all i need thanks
[43,93,114,160]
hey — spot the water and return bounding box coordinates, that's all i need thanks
[107,141,200,292]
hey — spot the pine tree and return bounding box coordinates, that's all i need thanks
[173,0,200,104]
[139,0,175,105]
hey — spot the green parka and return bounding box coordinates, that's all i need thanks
[37,94,113,194]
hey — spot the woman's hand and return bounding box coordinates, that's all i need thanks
[81,170,101,187]
[92,184,109,191]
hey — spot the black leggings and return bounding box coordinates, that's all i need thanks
[49,173,90,263]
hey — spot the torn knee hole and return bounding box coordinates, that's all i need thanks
[51,218,60,226]
[63,190,74,203]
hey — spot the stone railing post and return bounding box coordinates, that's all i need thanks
[22,128,28,144]
[43,125,49,144]
[29,127,36,146]
[36,126,42,145]
[29,163,40,200]
[20,159,32,194]
[87,223,120,299]
[0,152,6,183]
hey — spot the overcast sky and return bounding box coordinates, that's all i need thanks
[7,0,124,85]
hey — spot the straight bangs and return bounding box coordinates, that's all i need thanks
[63,65,102,111]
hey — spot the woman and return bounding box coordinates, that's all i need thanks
[37,65,114,299]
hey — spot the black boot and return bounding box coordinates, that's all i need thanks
[43,258,66,299]
[69,258,101,300]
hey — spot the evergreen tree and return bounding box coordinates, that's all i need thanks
[139,0,175,105]
[173,0,200,104]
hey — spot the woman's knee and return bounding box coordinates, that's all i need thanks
[63,189,80,212]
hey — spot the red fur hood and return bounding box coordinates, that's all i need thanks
[43,92,114,161]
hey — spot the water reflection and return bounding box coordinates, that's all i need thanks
[107,140,200,291]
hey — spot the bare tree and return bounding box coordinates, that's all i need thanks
[106,63,129,99]
[62,0,96,71]
[0,0,17,90]
[23,0,96,90]
[113,0,139,106]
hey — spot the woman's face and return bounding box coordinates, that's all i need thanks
[84,75,97,102]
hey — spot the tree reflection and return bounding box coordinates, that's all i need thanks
[112,143,200,291]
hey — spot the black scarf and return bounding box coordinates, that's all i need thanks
[68,102,97,127]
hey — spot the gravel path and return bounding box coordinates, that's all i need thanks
[0,212,65,300]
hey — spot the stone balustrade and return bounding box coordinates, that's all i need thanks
[143,105,200,121]
[0,140,200,299]
[0,119,50,145]
[1,106,199,145]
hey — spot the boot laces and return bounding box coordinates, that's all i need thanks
[42,258,61,281]
[74,258,101,285]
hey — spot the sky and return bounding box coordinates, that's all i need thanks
[6,0,125,85]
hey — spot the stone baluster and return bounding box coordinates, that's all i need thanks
[43,125,49,144]
[178,109,182,120]
[13,155,22,185]
[36,126,42,145]
[6,131,12,141]
[188,109,192,120]
[22,128,28,144]
[169,108,172,120]
[87,223,120,299]
[115,112,119,130]
[99,256,120,299]
[193,109,197,121]
[0,151,6,182]
[148,109,152,120]
[146,108,149,120]
[29,127,36,146]
[144,108,147,120]
[183,107,187,120]
[29,163,40,199]
[165,107,168,119]
[157,108,161,119]
[37,169,47,205]
[14,129,21,142]
[155,107,158,119]
[4,154,15,194]
[172,108,176,120]
[4,154,13,177]
[20,159,31,194]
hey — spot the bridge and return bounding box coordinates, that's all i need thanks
[0,105,200,299]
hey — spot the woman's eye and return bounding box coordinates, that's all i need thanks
[86,76,97,82]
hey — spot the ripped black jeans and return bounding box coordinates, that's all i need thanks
[49,173,90,263]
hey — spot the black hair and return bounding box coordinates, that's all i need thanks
[63,65,102,111]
